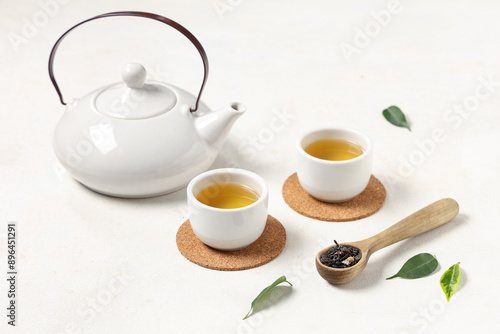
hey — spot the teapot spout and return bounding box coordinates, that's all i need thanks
[195,102,246,149]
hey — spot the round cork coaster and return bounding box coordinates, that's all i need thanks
[282,173,386,222]
[176,215,286,271]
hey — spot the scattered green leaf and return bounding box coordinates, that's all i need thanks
[386,253,438,280]
[243,276,292,320]
[382,105,411,131]
[440,262,460,302]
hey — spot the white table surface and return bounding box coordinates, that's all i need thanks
[1,0,498,333]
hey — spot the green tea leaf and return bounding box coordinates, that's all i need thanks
[243,276,292,320]
[382,106,411,131]
[386,253,438,280]
[440,262,460,302]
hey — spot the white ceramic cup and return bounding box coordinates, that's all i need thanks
[296,127,373,203]
[187,168,269,251]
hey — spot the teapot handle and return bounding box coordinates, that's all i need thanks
[48,11,209,112]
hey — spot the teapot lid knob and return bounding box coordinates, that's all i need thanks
[122,63,146,88]
[95,62,177,119]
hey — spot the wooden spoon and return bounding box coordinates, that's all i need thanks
[316,198,459,284]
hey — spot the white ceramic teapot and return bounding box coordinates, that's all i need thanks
[49,12,245,198]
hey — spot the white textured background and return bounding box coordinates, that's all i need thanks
[1,0,498,333]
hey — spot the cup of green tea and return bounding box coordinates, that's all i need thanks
[187,168,269,251]
[297,127,373,202]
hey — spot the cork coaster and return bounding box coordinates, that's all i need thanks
[176,215,286,271]
[282,173,386,222]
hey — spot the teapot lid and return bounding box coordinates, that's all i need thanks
[94,63,177,119]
